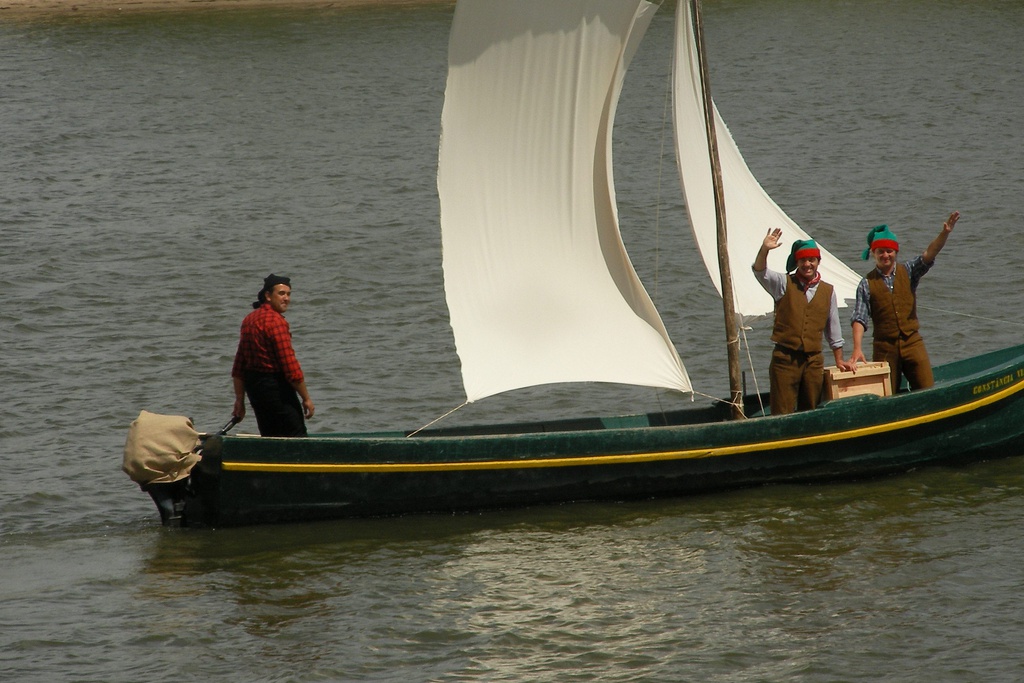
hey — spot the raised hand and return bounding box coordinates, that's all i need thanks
[763,227,783,251]
[943,211,960,234]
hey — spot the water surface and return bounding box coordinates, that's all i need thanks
[2,2,1023,680]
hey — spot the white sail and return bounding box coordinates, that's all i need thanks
[672,0,862,319]
[438,0,691,403]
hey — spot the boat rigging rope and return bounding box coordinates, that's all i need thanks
[682,326,759,419]
[918,305,1024,327]
[408,401,469,437]
[649,70,674,302]
[740,324,765,415]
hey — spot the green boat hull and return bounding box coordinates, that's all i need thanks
[175,344,1024,527]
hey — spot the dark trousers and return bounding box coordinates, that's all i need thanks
[244,371,307,437]
[769,345,824,415]
[873,331,934,391]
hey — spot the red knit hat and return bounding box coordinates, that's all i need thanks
[862,225,899,260]
[786,240,821,272]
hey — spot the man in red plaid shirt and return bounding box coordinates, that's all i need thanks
[231,274,314,436]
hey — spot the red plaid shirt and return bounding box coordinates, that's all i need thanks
[231,303,305,385]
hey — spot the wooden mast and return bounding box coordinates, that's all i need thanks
[690,0,744,419]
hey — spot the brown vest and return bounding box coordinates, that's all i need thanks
[866,266,920,340]
[771,277,833,353]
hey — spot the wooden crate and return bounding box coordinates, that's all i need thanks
[824,361,892,400]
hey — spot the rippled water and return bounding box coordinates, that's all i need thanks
[2,1,1024,681]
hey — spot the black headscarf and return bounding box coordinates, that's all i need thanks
[253,273,291,309]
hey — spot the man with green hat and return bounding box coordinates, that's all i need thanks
[850,211,960,391]
[753,228,852,415]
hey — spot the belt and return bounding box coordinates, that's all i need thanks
[773,344,821,356]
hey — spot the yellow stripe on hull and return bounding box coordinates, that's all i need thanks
[222,378,1024,474]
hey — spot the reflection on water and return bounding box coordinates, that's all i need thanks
[121,458,1024,679]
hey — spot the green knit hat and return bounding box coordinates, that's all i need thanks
[786,239,820,272]
[861,224,899,260]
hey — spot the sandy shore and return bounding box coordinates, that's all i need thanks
[0,0,447,19]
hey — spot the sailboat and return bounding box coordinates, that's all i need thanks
[130,0,1024,527]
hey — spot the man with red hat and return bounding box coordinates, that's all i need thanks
[754,229,852,415]
[850,211,960,391]
[231,273,315,436]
